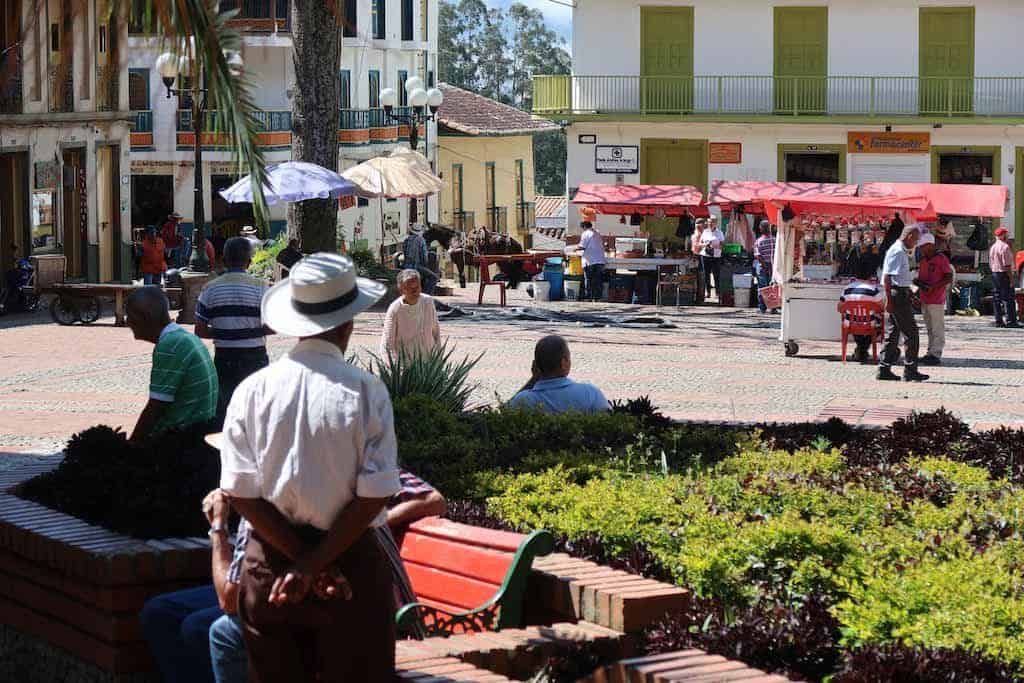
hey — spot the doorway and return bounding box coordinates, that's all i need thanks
[0,152,29,255]
[778,144,846,183]
[97,145,121,281]
[641,138,707,237]
[131,175,173,235]
[774,7,828,114]
[62,148,86,278]
[211,174,254,237]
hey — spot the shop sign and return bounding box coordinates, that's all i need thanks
[595,145,639,174]
[130,160,178,175]
[709,142,742,164]
[847,132,930,154]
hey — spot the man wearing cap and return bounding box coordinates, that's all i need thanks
[218,253,400,680]
[989,227,1020,328]
[915,232,954,364]
[402,224,438,294]
[239,225,262,253]
[878,225,928,382]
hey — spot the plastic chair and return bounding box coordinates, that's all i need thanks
[656,264,683,307]
[837,300,885,364]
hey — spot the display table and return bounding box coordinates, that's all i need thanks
[605,257,695,271]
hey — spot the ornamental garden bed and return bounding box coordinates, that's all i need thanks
[5,398,1024,681]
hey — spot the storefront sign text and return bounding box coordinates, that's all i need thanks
[709,143,742,164]
[595,145,639,174]
[848,132,930,154]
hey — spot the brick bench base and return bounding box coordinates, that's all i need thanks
[584,649,798,683]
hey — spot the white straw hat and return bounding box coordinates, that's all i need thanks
[262,252,386,337]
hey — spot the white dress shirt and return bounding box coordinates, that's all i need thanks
[220,338,402,530]
[699,228,725,258]
[882,240,913,287]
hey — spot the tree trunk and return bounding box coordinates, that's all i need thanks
[289,0,341,252]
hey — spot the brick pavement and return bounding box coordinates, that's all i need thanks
[1,287,1022,457]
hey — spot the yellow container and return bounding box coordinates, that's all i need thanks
[566,255,583,276]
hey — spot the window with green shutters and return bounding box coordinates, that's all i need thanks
[398,70,408,106]
[640,7,693,113]
[369,70,381,108]
[339,69,351,110]
[774,7,828,114]
[372,0,385,39]
[919,7,975,115]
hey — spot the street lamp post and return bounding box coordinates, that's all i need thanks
[380,78,443,224]
[155,50,244,272]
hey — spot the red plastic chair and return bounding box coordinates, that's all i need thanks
[837,300,885,364]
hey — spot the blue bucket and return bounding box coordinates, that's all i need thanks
[543,263,564,300]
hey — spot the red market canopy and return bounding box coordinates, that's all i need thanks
[858,182,1008,219]
[572,183,708,217]
[707,180,858,207]
[763,193,933,225]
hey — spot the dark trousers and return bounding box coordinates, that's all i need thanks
[214,347,269,423]
[702,256,720,296]
[756,267,771,312]
[880,288,919,370]
[239,528,395,683]
[139,585,221,683]
[992,271,1018,325]
[584,264,605,301]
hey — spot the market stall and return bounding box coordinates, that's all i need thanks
[762,193,932,357]
[859,182,1008,294]
[570,183,707,304]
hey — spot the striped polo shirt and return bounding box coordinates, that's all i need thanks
[150,323,218,433]
[195,270,267,349]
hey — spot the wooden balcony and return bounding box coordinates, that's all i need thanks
[0,50,22,114]
[453,210,475,232]
[533,74,1024,119]
[516,201,535,232]
[48,63,74,113]
[221,0,291,32]
[485,206,508,233]
[96,64,120,112]
[130,110,153,148]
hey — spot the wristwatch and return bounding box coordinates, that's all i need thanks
[207,525,230,539]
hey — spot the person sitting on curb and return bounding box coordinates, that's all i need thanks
[508,335,609,414]
[125,287,217,442]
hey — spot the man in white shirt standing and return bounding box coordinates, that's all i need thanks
[878,225,928,382]
[575,218,606,301]
[219,253,402,681]
[699,217,725,299]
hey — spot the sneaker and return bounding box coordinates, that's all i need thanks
[994,321,1007,328]
[919,355,941,366]
[877,367,900,381]
[904,368,930,382]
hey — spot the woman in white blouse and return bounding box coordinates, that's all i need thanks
[381,269,441,358]
[699,217,726,299]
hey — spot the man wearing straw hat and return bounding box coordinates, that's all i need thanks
[218,253,401,681]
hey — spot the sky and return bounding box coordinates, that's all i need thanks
[485,0,573,46]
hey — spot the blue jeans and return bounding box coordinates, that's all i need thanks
[143,272,163,286]
[139,585,222,683]
[209,614,248,683]
[756,267,772,312]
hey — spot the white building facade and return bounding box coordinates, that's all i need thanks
[536,0,1024,242]
[2,0,133,282]
[128,0,439,253]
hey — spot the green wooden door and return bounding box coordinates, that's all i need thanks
[774,7,828,114]
[919,8,974,115]
[640,139,707,238]
[641,7,693,113]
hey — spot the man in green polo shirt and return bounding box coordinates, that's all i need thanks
[126,287,218,442]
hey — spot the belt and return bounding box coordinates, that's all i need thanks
[215,346,267,356]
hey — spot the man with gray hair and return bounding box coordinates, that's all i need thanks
[381,268,441,358]
[878,224,928,382]
[126,286,217,442]
[196,237,271,422]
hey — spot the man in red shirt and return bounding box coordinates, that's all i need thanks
[162,213,183,267]
[915,233,954,365]
[989,227,1019,328]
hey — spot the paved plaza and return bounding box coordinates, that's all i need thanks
[1,287,1022,458]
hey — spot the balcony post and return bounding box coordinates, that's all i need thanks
[947,78,953,117]
[717,76,723,114]
[869,77,875,117]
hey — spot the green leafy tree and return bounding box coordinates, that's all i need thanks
[533,130,567,196]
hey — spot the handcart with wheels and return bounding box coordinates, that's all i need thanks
[44,283,181,326]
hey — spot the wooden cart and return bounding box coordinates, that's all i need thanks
[44,283,182,326]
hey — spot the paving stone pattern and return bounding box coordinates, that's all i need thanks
[2,289,1022,458]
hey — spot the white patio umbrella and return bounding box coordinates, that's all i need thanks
[342,149,445,198]
[219,161,359,205]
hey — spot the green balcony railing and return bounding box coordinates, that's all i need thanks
[177,109,292,132]
[516,201,535,232]
[533,74,1024,117]
[453,210,475,232]
[485,206,508,233]
[132,110,153,132]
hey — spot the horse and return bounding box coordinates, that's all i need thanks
[424,226,528,289]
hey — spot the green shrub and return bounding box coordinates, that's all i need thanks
[370,342,482,413]
[349,247,397,283]
[248,233,286,280]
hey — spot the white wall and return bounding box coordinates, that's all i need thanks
[565,121,1024,232]
[572,0,1024,78]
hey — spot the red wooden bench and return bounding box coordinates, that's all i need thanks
[395,517,554,638]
